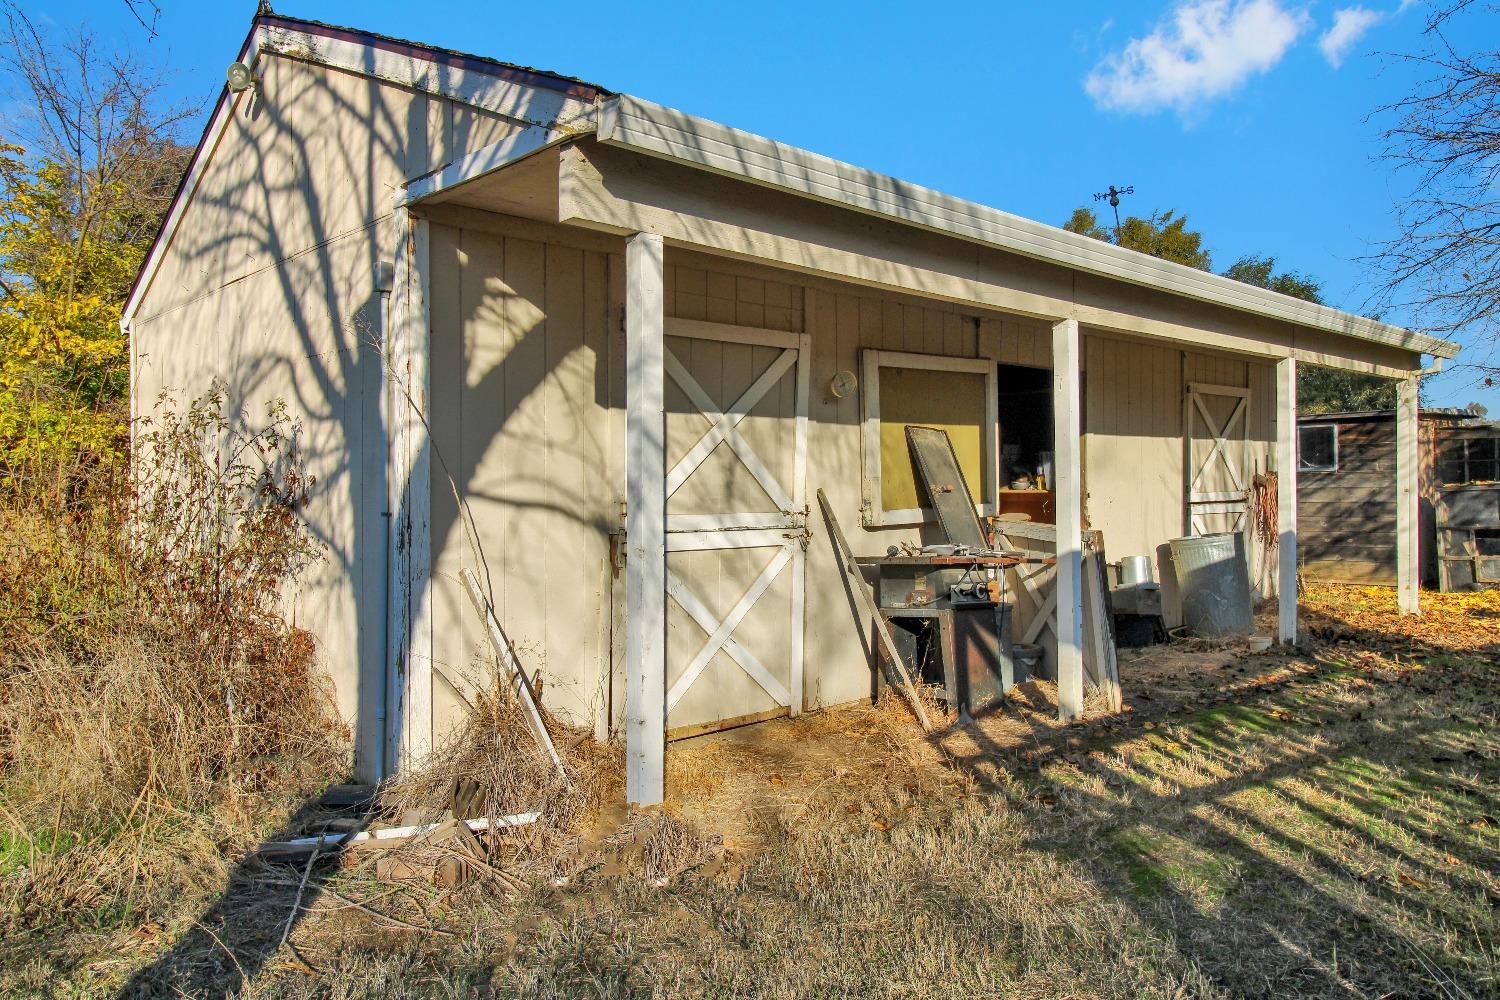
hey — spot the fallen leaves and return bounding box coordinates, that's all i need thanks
[1302,584,1500,653]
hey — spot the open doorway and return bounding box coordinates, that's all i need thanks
[997,363,1055,523]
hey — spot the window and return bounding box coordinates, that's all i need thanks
[1299,424,1338,473]
[1436,435,1500,485]
[861,350,997,526]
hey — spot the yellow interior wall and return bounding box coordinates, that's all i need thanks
[877,366,986,511]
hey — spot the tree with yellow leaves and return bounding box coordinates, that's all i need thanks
[0,10,192,479]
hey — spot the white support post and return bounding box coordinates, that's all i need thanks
[625,233,667,805]
[1397,374,1421,615]
[386,205,434,769]
[1051,318,1084,721]
[1276,358,1298,644]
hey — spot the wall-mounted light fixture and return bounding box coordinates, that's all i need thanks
[828,370,858,399]
[226,61,257,94]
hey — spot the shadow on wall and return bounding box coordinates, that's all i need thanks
[133,51,615,783]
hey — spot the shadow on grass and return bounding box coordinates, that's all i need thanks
[945,606,1500,998]
[116,789,371,1000]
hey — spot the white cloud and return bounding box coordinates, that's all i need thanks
[1085,0,1311,115]
[1320,6,1386,67]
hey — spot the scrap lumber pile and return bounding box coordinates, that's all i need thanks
[258,571,582,888]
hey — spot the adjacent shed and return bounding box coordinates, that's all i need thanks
[1297,409,1497,587]
[125,11,1459,802]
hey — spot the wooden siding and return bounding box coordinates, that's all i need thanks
[1299,419,1398,585]
[129,53,559,778]
[426,224,615,742]
[1083,334,1276,620]
[133,44,1306,764]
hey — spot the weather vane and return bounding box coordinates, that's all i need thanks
[1093,184,1135,241]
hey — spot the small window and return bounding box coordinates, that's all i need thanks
[861,350,997,526]
[1435,435,1500,485]
[1299,424,1338,473]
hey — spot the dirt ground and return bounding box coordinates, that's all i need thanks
[660,610,1302,857]
[6,584,1498,999]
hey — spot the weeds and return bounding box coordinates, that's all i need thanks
[0,383,346,947]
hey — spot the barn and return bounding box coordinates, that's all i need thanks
[124,11,1459,803]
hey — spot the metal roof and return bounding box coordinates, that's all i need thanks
[257,13,609,100]
[1298,408,1486,422]
[596,95,1459,361]
[128,11,1464,366]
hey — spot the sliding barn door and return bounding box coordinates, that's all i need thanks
[661,319,810,737]
[1185,382,1251,536]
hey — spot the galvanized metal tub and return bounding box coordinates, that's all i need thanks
[1168,532,1254,636]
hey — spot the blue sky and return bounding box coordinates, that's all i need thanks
[35,0,1499,407]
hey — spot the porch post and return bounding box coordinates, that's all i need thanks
[1397,374,1421,615]
[625,232,667,805]
[1275,358,1298,644]
[1052,317,1084,721]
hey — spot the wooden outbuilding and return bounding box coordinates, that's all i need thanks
[124,12,1459,801]
[1297,409,1498,587]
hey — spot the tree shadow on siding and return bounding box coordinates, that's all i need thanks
[123,22,612,996]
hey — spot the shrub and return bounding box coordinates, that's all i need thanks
[0,382,346,838]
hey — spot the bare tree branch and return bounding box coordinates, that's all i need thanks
[0,5,200,302]
[1369,1,1500,387]
[122,0,162,39]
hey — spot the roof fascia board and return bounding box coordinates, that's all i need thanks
[596,94,1459,362]
[257,23,594,133]
[256,14,603,101]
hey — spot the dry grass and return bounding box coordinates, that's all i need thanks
[373,682,624,884]
[0,388,349,992]
[6,585,1499,999]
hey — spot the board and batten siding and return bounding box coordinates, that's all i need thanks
[1082,333,1276,625]
[649,252,1277,717]
[425,222,617,744]
[129,51,559,779]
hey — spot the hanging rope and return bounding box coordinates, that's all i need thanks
[1251,470,1278,551]
[1251,468,1279,594]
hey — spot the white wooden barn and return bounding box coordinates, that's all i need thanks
[125,12,1459,802]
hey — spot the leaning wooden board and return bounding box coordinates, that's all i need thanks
[817,489,933,732]
[992,520,1122,711]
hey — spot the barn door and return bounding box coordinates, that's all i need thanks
[662,319,810,737]
[1185,382,1251,536]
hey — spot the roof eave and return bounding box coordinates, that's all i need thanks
[596,94,1460,363]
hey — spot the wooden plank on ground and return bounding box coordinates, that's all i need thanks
[260,812,541,857]
[1081,535,1123,711]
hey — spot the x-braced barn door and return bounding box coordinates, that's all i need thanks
[662,319,810,737]
[1185,382,1251,536]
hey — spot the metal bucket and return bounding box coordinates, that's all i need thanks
[1010,642,1043,683]
[1168,532,1254,636]
[1119,555,1155,586]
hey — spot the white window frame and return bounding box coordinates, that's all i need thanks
[1298,423,1339,474]
[860,349,998,527]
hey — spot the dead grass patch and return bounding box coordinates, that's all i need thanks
[8,587,1499,998]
